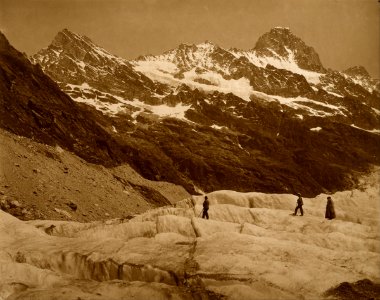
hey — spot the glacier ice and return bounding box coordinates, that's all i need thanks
[0,171,379,299]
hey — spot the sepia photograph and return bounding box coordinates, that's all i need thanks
[0,0,379,299]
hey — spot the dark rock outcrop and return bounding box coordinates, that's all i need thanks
[324,279,380,300]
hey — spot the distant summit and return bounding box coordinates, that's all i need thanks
[0,31,11,50]
[253,27,326,73]
[342,65,379,94]
[32,28,159,102]
[33,28,125,73]
[49,28,99,55]
[344,66,371,78]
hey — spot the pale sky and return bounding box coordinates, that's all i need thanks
[1,0,379,78]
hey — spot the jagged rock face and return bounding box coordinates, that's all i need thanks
[253,27,326,73]
[136,39,319,98]
[32,29,163,102]
[342,66,380,95]
[318,70,380,110]
[156,41,239,74]
[344,65,371,78]
[228,57,314,97]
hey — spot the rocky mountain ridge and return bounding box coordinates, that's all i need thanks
[32,28,380,126]
[32,29,165,112]
[2,28,380,198]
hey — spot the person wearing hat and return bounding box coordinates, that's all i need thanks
[293,193,304,216]
[325,196,336,220]
[202,195,210,219]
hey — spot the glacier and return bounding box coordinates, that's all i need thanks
[0,170,379,300]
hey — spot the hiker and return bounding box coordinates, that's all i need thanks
[44,224,56,235]
[325,196,336,220]
[202,195,209,219]
[293,193,304,216]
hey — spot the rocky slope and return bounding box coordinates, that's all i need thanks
[28,28,380,197]
[0,128,189,222]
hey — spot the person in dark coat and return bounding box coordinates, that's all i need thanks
[202,196,209,219]
[325,196,336,220]
[293,193,304,216]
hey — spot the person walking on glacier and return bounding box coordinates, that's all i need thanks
[325,196,336,220]
[293,193,304,216]
[202,195,210,219]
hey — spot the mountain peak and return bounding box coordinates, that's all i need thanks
[261,26,294,41]
[51,28,93,49]
[343,66,370,78]
[34,28,123,69]
[254,27,326,73]
[199,40,215,45]
[196,40,218,50]
[272,26,291,32]
[0,31,11,51]
[176,41,217,51]
[54,28,76,41]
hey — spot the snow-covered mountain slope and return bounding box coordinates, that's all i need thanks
[230,46,323,86]
[229,26,325,87]
[31,28,380,128]
[133,37,317,100]
[31,29,166,118]
[133,27,379,120]
[1,170,379,299]
[343,66,380,94]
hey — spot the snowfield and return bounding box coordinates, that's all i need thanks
[0,171,379,299]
